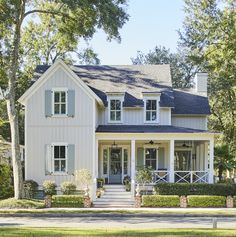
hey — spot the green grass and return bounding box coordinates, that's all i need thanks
[0,198,45,209]
[0,228,236,237]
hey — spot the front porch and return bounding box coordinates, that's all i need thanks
[94,133,214,198]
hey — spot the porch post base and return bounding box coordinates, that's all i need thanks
[134,195,142,208]
[226,196,234,208]
[44,195,52,208]
[180,195,187,208]
[84,196,92,208]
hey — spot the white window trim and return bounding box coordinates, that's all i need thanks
[51,88,68,117]
[143,146,159,170]
[108,96,124,123]
[51,142,68,175]
[143,97,160,124]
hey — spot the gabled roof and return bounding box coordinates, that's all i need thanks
[31,63,210,115]
[18,60,104,106]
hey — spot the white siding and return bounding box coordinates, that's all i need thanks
[25,67,95,186]
[172,116,207,130]
[101,107,171,125]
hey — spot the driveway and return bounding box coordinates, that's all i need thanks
[0,216,236,228]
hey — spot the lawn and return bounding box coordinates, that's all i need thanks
[0,228,236,237]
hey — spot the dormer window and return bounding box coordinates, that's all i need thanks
[109,99,122,122]
[145,99,158,123]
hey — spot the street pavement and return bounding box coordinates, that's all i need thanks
[0,216,236,228]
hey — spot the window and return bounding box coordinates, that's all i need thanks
[145,99,157,122]
[53,145,67,173]
[145,148,157,170]
[53,90,67,115]
[109,99,122,122]
[103,149,108,175]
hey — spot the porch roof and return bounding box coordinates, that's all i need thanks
[96,125,212,133]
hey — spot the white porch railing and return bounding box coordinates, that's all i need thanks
[174,171,209,183]
[151,170,169,184]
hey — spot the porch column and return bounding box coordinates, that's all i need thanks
[169,139,175,182]
[209,138,214,183]
[131,139,136,197]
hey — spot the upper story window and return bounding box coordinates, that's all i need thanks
[53,90,67,115]
[145,99,157,122]
[109,99,122,122]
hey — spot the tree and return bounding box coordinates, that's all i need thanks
[179,0,236,154]
[131,46,194,88]
[214,144,236,181]
[0,0,129,199]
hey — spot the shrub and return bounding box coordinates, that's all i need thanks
[142,195,180,207]
[60,181,76,195]
[52,195,84,208]
[0,164,14,199]
[0,198,44,209]
[234,197,236,207]
[75,169,92,189]
[123,176,131,192]
[42,180,57,196]
[97,178,105,188]
[23,180,38,199]
[187,195,226,207]
[154,183,236,196]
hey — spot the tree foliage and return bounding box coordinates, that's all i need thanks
[179,0,236,155]
[131,46,194,88]
[0,0,129,199]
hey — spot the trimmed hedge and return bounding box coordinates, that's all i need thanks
[142,195,180,207]
[52,195,84,208]
[187,195,226,208]
[0,198,45,209]
[155,183,236,196]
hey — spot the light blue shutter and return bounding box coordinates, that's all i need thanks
[45,144,52,175]
[67,90,75,117]
[67,144,75,175]
[137,147,144,169]
[45,90,52,117]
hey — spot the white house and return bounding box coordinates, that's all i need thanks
[19,60,215,203]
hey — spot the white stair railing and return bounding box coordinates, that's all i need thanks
[151,170,169,184]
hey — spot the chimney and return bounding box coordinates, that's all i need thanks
[194,73,208,96]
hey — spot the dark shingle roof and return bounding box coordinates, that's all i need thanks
[172,90,211,115]
[96,125,210,133]
[34,64,210,115]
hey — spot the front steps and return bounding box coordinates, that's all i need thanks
[93,185,134,208]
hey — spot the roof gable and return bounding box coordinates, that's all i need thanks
[18,60,103,106]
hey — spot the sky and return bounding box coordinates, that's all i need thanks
[82,0,185,65]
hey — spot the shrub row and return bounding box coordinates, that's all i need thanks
[142,195,180,207]
[154,183,236,196]
[187,196,226,208]
[142,195,229,208]
[0,198,45,209]
[51,195,84,208]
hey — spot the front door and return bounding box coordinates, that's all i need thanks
[109,148,122,184]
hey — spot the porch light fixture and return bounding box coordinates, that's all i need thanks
[111,140,118,148]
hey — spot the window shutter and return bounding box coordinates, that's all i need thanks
[67,90,75,117]
[137,147,144,168]
[67,144,75,175]
[45,144,52,175]
[45,90,52,117]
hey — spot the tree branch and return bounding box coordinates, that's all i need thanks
[23,9,70,19]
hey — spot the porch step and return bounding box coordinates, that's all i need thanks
[93,184,134,208]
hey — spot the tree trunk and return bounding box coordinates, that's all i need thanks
[218,166,223,181]
[6,1,25,199]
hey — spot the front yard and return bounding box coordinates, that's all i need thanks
[0,228,236,237]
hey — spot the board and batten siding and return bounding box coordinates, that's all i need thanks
[25,67,95,186]
[172,116,207,130]
[101,107,171,125]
